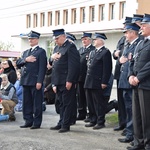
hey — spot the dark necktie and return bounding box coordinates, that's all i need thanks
[83,47,86,53]
[144,38,149,43]
[28,48,32,55]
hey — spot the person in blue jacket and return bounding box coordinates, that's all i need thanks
[14,69,23,112]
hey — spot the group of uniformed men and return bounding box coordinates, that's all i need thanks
[16,13,150,150]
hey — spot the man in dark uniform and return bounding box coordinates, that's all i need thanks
[84,33,112,129]
[54,32,78,125]
[16,30,47,129]
[50,29,80,133]
[127,14,150,150]
[117,23,141,143]
[113,16,132,131]
[77,32,95,120]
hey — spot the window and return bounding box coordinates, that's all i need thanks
[48,11,52,26]
[80,7,85,23]
[40,12,45,27]
[89,6,95,22]
[119,1,126,19]
[63,9,68,25]
[33,14,38,28]
[55,11,60,25]
[109,3,115,20]
[26,14,31,28]
[71,8,76,24]
[99,5,105,21]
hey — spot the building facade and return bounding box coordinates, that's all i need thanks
[0,0,149,59]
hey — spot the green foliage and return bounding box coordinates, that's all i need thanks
[106,112,118,126]
[0,41,14,51]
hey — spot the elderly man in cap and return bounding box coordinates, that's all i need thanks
[77,32,95,121]
[117,23,141,144]
[127,14,150,150]
[84,33,112,129]
[16,30,47,129]
[50,29,80,133]
[132,14,144,40]
[113,16,132,131]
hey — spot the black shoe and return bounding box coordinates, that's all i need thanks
[121,130,127,136]
[76,115,86,120]
[130,141,134,146]
[114,125,125,131]
[70,121,76,126]
[84,117,90,123]
[8,113,16,121]
[127,145,145,150]
[85,123,96,127]
[118,137,133,143]
[113,100,118,111]
[20,124,32,128]
[50,125,61,130]
[93,124,105,130]
[30,126,40,129]
[58,127,70,133]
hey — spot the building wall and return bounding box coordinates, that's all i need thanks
[137,0,150,14]
[0,0,138,66]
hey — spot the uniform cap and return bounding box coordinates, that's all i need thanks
[28,30,40,39]
[132,14,143,23]
[66,32,76,41]
[123,17,132,24]
[123,23,140,33]
[141,13,150,24]
[52,29,65,38]
[93,33,107,40]
[81,32,92,39]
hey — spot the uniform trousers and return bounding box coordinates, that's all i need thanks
[57,84,76,128]
[77,81,87,117]
[132,88,150,149]
[117,80,126,127]
[23,85,43,127]
[123,89,133,139]
[85,88,106,125]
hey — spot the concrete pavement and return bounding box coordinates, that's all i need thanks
[0,87,130,150]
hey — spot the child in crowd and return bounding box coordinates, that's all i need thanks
[14,69,23,112]
[0,74,18,121]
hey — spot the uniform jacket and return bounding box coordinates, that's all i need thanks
[51,40,80,85]
[78,44,95,82]
[84,46,112,89]
[129,39,150,90]
[43,68,55,103]
[119,38,141,89]
[16,46,47,86]
[14,80,23,101]
[113,36,126,80]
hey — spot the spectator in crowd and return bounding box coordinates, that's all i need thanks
[2,60,17,84]
[0,74,17,121]
[16,30,47,129]
[14,69,23,112]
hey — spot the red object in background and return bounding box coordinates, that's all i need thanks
[0,98,2,102]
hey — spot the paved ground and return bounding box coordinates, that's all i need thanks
[0,87,130,150]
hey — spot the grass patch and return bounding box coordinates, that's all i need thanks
[106,112,118,127]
